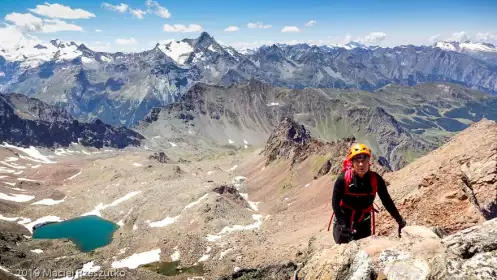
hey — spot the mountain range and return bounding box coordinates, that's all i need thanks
[136,79,497,170]
[2,32,497,127]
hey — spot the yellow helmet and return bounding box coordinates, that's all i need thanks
[347,143,372,160]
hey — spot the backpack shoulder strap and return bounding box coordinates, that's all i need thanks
[370,171,378,195]
[344,170,352,195]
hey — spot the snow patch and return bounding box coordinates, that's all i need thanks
[20,216,62,234]
[112,249,161,269]
[133,224,138,230]
[169,142,177,147]
[0,265,28,280]
[147,215,180,228]
[158,41,194,65]
[239,193,259,211]
[117,220,124,226]
[65,170,82,181]
[5,157,19,162]
[81,191,140,217]
[305,183,311,188]
[1,161,26,169]
[100,55,112,62]
[13,171,23,175]
[119,248,127,255]
[198,254,210,262]
[31,164,41,169]
[267,102,279,106]
[3,182,16,186]
[31,197,65,206]
[219,248,234,260]
[31,249,43,254]
[228,139,235,144]
[0,143,55,163]
[81,57,94,64]
[219,214,264,234]
[0,192,35,202]
[0,214,22,222]
[171,248,180,261]
[183,194,209,211]
[0,167,15,173]
[243,139,249,145]
[207,171,214,175]
[228,165,238,172]
[132,163,143,167]
[206,234,223,242]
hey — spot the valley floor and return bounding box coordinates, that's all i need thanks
[0,143,340,280]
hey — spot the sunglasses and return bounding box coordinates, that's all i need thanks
[352,154,370,163]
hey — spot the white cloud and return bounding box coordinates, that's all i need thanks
[428,35,441,43]
[130,8,146,19]
[343,34,352,43]
[29,3,95,19]
[448,31,470,42]
[247,22,272,29]
[281,26,300,33]
[361,32,387,44]
[146,0,171,18]
[115,37,137,45]
[41,19,83,33]
[224,26,239,32]
[476,32,497,43]
[305,20,316,27]
[4,13,44,32]
[4,12,83,33]
[0,26,41,50]
[95,29,103,32]
[163,24,203,33]
[102,3,129,13]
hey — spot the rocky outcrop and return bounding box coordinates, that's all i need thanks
[148,152,170,163]
[261,117,313,167]
[298,218,497,280]
[0,93,144,149]
[261,117,391,176]
[377,119,497,235]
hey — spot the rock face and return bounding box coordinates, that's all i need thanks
[298,218,497,280]
[0,93,144,149]
[376,119,497,235]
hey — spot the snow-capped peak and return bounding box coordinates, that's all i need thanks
[1,39,83,68]
[434,41,497,53]
[327,41,368,50]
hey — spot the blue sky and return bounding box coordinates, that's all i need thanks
[0,0,496,52]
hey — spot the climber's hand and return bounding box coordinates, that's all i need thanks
[340,224,352,240]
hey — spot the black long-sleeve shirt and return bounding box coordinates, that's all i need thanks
[332,170,402,227]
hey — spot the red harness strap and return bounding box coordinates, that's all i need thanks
[328,172,378,235]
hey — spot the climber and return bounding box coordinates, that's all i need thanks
[330,143,406,244]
